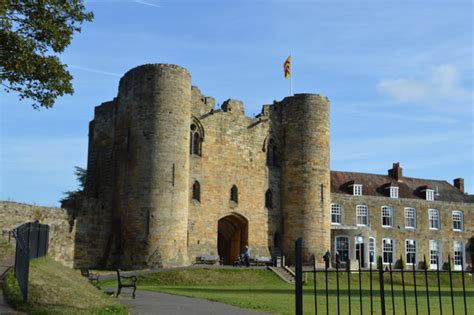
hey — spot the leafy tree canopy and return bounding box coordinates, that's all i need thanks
[0,1,93,109]
[60,166,86,217]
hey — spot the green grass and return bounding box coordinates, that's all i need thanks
[102,267,474,315]
[0,237,15,262]
[2,256,128,315]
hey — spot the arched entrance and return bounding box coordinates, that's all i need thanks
[218,213,248,265]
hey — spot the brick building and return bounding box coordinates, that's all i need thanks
[75,63,473,270]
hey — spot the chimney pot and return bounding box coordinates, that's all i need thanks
[388,162,403,181]
[453,178,464,193]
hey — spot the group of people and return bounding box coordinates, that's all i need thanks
[237,246,338,268]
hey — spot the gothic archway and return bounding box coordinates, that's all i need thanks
[217,213,248,265]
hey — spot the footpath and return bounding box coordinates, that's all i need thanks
[115,289,272,315]
[0,256,23,315]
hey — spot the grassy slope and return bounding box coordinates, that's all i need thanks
[3,257,127,315]
[0,237,15,262]
[103,268,474,315]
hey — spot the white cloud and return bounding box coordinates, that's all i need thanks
[133,0,161,8]
[376,64,471,103]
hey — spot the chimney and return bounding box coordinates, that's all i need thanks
[453,178,464,193]
[388,162,403,181]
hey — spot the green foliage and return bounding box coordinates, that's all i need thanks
[377,255,382,270]
[0,0,93,109]
[60,166,86,217]
[395,258,406,270]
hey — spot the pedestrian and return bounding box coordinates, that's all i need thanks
[323,249,331,269]
[335,251,341,269]
[243,245,251,267]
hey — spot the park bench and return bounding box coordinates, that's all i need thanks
[253,256,273,266]
[80,268,100,285]
[116,269,137,299]
[195,255,222,265]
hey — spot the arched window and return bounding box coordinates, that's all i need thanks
[190,124,202,156]
[192,181,200,202]
[265,189,273,209]
[230,185,238,203]
[266,139,279,167]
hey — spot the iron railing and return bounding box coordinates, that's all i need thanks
[295,239,472,315]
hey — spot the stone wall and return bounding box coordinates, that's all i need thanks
[0,201,75,267]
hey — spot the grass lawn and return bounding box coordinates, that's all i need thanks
[2,256,127,315]
[103,267,474,315]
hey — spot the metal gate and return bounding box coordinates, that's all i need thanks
[12,221,49,301]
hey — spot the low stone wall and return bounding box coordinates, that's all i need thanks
[0,201,76,267]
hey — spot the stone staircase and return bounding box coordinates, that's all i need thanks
[268,266,296,284]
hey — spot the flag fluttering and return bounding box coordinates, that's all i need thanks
[284,55,291,79]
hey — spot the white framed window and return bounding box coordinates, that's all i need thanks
[369,237,376,264]
[353,184,362,196]
[356,205,369,226]
[382,238,394,264]
[381,206,393,227]
[429,240,441,269]
[405,239,417,265]
[453,241,464,270]
[335,236,349,263]
[452,211,463,231]
[331,204,342,225]
[404,207,416,229]
[426,189,434,201]
[429,209,440,230]
[390,187,399,198]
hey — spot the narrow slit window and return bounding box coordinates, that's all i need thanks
[192,181,201,202]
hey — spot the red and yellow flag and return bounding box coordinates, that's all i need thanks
[283,55,291,79]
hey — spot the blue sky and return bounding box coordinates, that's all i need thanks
[1,0,472,207]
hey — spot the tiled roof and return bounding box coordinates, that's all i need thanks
[330,171,472,203]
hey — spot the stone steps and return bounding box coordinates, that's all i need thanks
[268,266,295,284]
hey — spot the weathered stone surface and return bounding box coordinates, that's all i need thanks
[0,201,75,267]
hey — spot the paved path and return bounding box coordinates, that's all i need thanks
[0,256,23,315]
[115,289,273,315]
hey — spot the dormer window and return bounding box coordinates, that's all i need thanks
[426,189,434,201]
[353,184,362,196]
[390,187,399,199]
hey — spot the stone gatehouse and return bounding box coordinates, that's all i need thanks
[73,63,473,270]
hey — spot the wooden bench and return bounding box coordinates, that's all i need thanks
[253,256,273,266]
[80,268,100,285]
[116,269,137,299]
[195,255,222,265]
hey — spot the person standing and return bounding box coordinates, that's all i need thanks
[243,245,251,267]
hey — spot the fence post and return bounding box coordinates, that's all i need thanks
[379,257,386,315]
[295,238,303,315]
[313,255,318,315]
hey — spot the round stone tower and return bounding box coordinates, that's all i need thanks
[279,94,331,263]
[115,64,191,268]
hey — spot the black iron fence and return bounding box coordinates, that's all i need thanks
[295,238,473,315]
[12,221,49,301]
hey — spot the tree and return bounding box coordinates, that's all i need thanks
[0,1,93,109]
[60,166,86,219]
